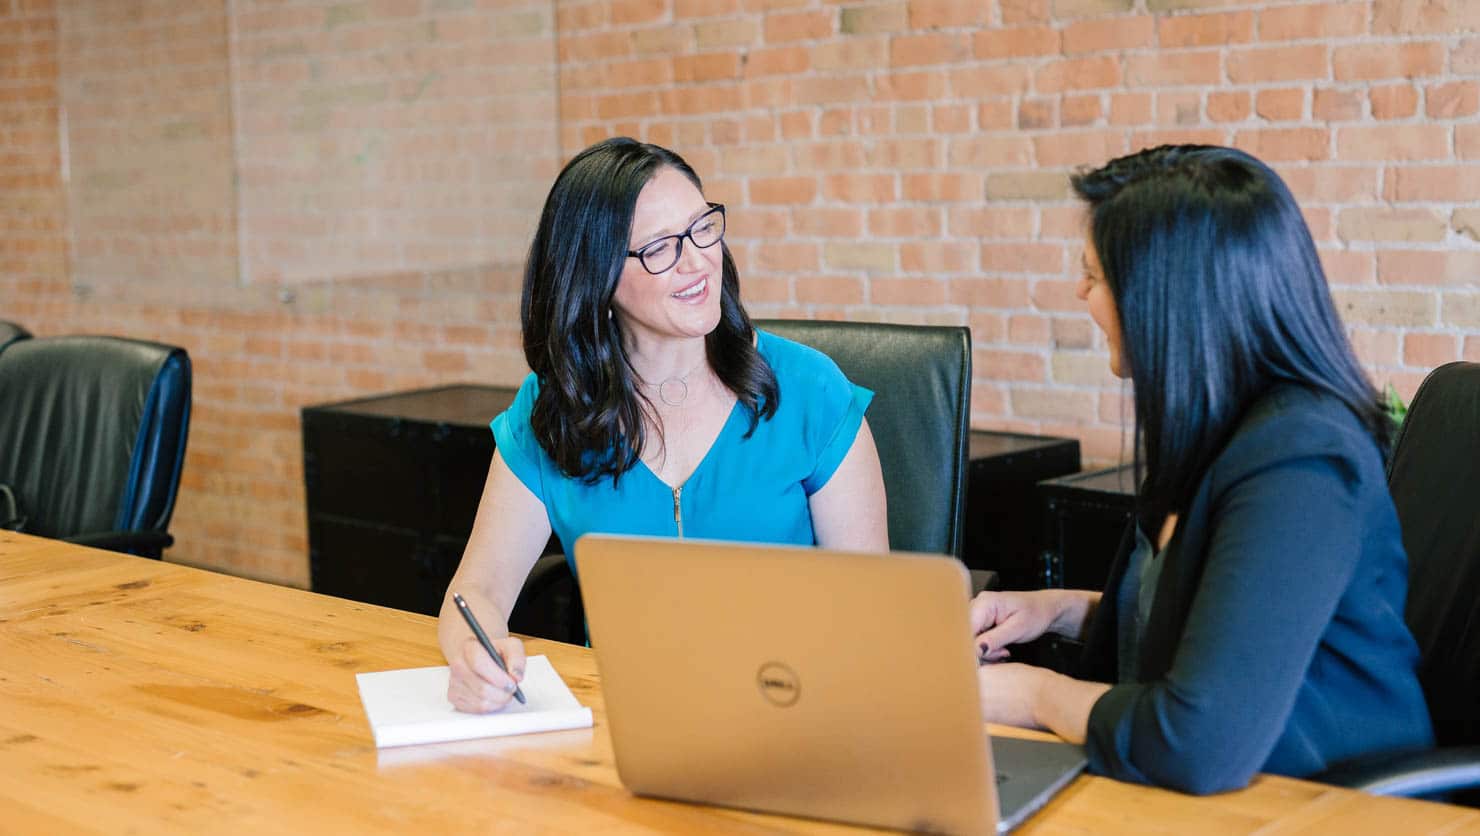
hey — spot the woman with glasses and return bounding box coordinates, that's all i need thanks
[438,137,888,712]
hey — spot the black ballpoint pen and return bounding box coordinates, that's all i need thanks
[452,592,526,705]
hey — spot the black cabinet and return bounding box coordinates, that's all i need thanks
[1037,464,1137,591]
[1023,464,1137,675]
[962,430,1081,588]
[302,385,521,617]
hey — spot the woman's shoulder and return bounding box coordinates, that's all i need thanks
[754,327,847,382]
[1214,385,1384,486]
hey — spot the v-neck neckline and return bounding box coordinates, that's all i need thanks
[637,398,744,492]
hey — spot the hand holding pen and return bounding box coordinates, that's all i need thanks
[448,592,527,712]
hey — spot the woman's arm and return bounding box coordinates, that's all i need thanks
[1084,452,1369,794]
[438,449,552,712]
[808,418,888,552]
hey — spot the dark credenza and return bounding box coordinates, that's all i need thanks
[963,430,1081,588]
[302,385,520,617]
[1038,464,1137,591]
[1024,464,1137,675]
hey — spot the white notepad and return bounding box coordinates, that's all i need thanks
[356,655,593,748]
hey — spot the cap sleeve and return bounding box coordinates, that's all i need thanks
[801,371,874,496]
[490,373,547,503]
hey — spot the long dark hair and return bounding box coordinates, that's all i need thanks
[521,137,778,483]
[1070,145,1390,523]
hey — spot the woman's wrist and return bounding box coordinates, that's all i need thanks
[1046,589,1101,639]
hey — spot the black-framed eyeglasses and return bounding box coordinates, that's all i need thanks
[626,203,726,275]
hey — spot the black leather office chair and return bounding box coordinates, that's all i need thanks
[0,335,192,559]
[1317,362,1480,800]
[0,320,31,353]
[756,318,972,557]
[510,319,974,644]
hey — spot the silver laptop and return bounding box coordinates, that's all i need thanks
[575,534,1086,834]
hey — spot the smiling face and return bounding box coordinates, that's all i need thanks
[1077,229,1128,379]
[610,166,724,354]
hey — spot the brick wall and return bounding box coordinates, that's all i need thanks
[4,0,1479,585]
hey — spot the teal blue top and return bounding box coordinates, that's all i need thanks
[492,330,873,569]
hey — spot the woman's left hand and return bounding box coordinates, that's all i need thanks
[976,661,1047,730]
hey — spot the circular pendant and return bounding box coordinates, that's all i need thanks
[658,377,688,407]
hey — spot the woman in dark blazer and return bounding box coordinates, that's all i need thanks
[970,145,1433,794]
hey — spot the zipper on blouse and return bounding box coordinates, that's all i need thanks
[672,485,684,539]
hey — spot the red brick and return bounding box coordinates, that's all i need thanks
[950,277,1031,307]
[673,53,740,82]
[900,241,977,273]
[750,175,817,205]
[1227,45,1327,84]
[1158,91,1202,125]
[812,38,889,71]
[972,26,1059,59]
[1109,92,1152,125]
[908,0,989,28]
[1369,84,1419,119]
[1378,250,1480,286]
[947,135,1033,167]
[1127,51,1221,87]
[610,0,668,24]
[951,64,1033,96]
[1334,42,1445,81]
[1255,88,1304,122]
[1373,0,1480,36]
[1386,165,1480,202]
[1233,127,1330,162]
[1062,16,1154,56]
[822,173,896,202]
[980,242,1063,274]
[792,208,864,237]
[1313,87,1363,121]
[977,349,1046,381]
[869,207,942,237]
[744,45,808,77]
[1337,124,1449,161]
[875,69,949,101]
[932,103,972,133]
[1404,332,1460,367]
[1283,166,1381,203]
[1157,11,1253,47]
[1427,81,1480,120]
[795,275,865,305]
[1033,55,1121,93]
[1259,3,1367,41]
[949,206,1036,239]
[902,172,981,201]
[1207,90,1250,123]
[872,277,948,305]
[1062,94,1102,127]
[763,9,833,42]
[890,32,971,67]
[1034,130,1127,167]
[1018,98,1056,130]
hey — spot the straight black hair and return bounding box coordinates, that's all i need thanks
[521,137,778,483]
[1071,145,1391,523]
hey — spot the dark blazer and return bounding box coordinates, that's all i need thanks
[1080,385,1433,794]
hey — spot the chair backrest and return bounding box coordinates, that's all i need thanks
[0,335,192,543]
[756,319,971,557]
[0,320,31,353]
[1388,362,1480,748]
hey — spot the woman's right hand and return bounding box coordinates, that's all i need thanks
[969,589,1068,662]
[446,634,527,713]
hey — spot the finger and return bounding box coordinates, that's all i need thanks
[459,639,517,692]
[496,637,527,681]
[968,592,997,634]
[448,666,515,713]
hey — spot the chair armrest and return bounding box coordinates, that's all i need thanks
[62,530,174,559]
[1315,745,1480,798]
[521,553,573,602]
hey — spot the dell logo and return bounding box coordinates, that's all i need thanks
[756,662,801,707]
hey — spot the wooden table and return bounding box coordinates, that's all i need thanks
[3,532,1476,835]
